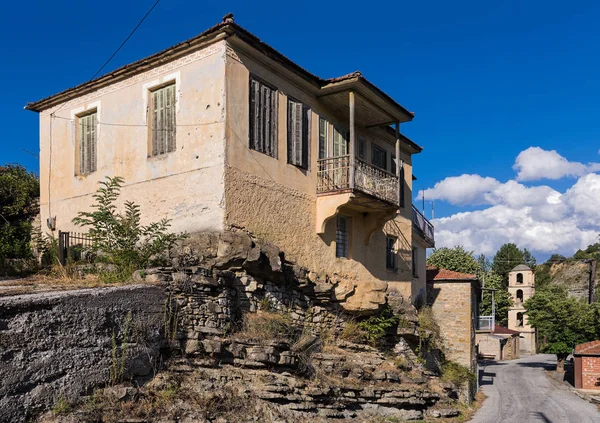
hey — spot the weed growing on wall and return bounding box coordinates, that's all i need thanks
[110,312,132,385]
[72,176,184,282]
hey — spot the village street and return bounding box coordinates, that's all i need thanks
[470,354,599,422]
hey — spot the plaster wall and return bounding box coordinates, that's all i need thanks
[223,42,416,303]
[411,235,428,304]
[427,281,477,370]
[38,41,228,236]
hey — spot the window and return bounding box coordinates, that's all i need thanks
[287,98,310,168]
[516,289,523,303]
[318,117,328,159]
[358,137,366,159]
[333,126,348,157]
[386,236,397,269]
[149,83,176,156]
[371,144,387,170]
[77,110,97,175]
[249,77,278,157]
[391,153,396,175]
[412,247,418,276]
[517,273,523,284]
[336,215,349,258]
[517,312,524,327]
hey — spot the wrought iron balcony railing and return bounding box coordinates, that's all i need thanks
[412,205,435,245]
[317,156,399,206]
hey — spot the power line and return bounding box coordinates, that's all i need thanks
[91,0,162,80]
[51,114,220,128]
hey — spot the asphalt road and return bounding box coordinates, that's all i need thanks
[470,354,599,423]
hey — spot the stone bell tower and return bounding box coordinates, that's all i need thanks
[507,264,537,354]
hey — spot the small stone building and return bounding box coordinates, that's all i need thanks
[426,267,480,373]
[574,340,600,390]
[476,325,520,361]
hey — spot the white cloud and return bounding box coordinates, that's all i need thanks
[418,174,500,205]
[513,147,600,181]
[430,174,600,257]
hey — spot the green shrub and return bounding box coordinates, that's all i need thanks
[358,305,400,345]
[72,176,184,281]
[441,361,476,386]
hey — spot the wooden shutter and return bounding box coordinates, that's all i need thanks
[151,84,176,156]
[79,112,97,175]
[249,77,277,158]
[301,104,310,168]
[318,117,327,159]
[333,127,347,157]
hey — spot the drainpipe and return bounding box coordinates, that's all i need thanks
[395,122,401,208]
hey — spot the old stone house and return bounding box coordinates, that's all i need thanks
[26,15,434,310]
[574,340,600,390]
[426,267,480,373]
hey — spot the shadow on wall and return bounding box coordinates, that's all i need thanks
[318,210,413,282]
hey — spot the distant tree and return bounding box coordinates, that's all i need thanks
[534,264,552,288]
[492,243,536,285]
[546,254,567,264]
[427,246,481,275]
[573,243,600,260]
[477,254,492,273]
[0,165,39,260]
[525,286,598,372]
[479,271,513,327]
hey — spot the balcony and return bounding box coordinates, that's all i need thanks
[477,315,495,332]
[317,156,399,206]
[412,205,435,247]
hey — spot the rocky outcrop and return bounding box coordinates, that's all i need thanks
[0,285,166,423]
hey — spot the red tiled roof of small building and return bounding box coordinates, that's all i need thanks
[426,266,478,281]
[493,325,520,335]
[575,340,600,355]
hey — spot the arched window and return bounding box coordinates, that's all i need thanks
[517,273,523,284]
[517,312,524,327]
[516,289,523,303]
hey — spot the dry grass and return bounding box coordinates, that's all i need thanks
[338,321,368,344]
[235,311,295,342]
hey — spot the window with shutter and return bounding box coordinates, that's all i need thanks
[150,83,176,156]
[336,215,350,258]
[77,111,97,175]
[358,137,366,159]
[249,77,278,158]
[386,236,397,269]
[332,126,348,157]
[318,117,328,160]
[371,144,387,170]
[287,98,310,168]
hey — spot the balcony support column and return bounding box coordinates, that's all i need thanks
[349,91,356,189]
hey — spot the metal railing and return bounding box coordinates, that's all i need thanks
[412,205,435,245]
[477,315,495,331]
[317,156,399,205]
[58,231,94,265]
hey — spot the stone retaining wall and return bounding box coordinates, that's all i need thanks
[0,285,166,423]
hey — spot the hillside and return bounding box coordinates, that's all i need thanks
[536,258,597,301]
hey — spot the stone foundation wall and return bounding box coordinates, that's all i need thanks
[0,285,166,423]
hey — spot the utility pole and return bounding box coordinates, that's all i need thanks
[587,259,596,304]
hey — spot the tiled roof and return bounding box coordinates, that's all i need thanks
[575,340,600,355]
[426,266,478,282]
[493,325,520,335]
[511,264,531,271]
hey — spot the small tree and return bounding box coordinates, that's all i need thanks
[72,176,183,279]
[0,165,39,260]
[427,246,481,274]
[525,286,597,372]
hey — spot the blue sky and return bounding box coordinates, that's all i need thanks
[2,0,600,259]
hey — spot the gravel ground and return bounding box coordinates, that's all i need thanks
[470,354,599,423]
